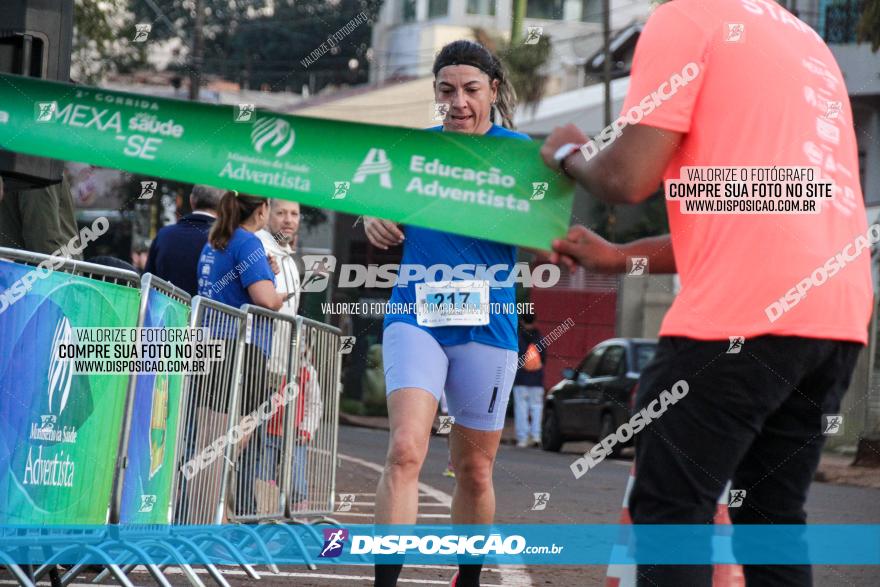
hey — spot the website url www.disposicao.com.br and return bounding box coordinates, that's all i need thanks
[346,533,563,556]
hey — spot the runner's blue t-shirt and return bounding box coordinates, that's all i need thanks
[198,227,275,352]
[384,123,530,351]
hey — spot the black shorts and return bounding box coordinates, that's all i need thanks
[628,334,862,587]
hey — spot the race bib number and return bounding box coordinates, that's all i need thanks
[415,281,489,327]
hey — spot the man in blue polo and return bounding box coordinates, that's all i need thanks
[145,184,224,295]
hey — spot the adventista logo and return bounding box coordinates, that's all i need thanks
[31,316,79,443]
[319,528,349,558]
[251,117,295,157]
[48,317,74,416]
[353,148,393,188]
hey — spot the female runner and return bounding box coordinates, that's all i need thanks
[366,40,530,587]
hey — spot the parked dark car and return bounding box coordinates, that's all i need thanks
[541,338,658,454]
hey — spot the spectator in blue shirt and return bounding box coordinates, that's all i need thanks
[145,185,225,295]
[197,191,285,312]
[196,190,287,517]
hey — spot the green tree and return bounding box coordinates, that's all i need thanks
[473,28,552,115]
[72,0,139,84]
[226,0,383,93]
[504,35,552,115]
[128,0,384,94]
[129,0,263,74]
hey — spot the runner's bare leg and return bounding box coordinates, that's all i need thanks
[449,425,503,523]
[374,387,438,523]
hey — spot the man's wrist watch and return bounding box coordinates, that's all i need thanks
[552,143,584,179]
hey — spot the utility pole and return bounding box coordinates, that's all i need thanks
[243,52,252,90]
[602,0,611,127]
[511,0,526,45]
[189,0,204,101]
[603,0,615,241]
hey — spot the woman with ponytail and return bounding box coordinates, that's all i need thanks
[199,190,286,312]
[196,191,288,517]
[365,40,530,587]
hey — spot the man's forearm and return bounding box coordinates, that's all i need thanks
[563,150,637,205]
[557,125,684,205]
[607,235,677,274]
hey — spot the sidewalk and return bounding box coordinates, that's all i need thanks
[815,452,880,489]
[338,412,880,490]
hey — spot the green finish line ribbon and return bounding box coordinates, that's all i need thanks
[0,74,573,250]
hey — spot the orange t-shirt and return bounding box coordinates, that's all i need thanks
[620,0,872,344]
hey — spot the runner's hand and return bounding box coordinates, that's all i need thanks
[364,217,405,250]
[551,225,621,273]
[523,246,553,264]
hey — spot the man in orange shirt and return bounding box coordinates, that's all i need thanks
[541,0,872,585]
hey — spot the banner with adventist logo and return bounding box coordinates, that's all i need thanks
[0,259,140,524]
[118,284,189,524]
[0,74,573,250]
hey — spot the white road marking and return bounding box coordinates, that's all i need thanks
[498,565,534,586]
[399,565,507,573]
[338,501,448,508]
[339,453,453,507]
[337,452,534,587]
[334,512,451,519]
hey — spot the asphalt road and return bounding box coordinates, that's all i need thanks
[330,424,880,587]
[4,424,877,587]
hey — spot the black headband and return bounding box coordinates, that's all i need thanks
[435,59,496,79]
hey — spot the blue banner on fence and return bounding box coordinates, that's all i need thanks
[1,524,878,565]
[118,284,190,524]
[0,260,140,524]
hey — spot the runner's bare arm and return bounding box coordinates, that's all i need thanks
[540,123,683,205]
[364,216,405,250]
[550,225,676,274]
